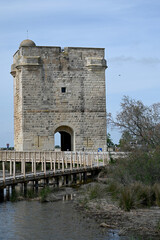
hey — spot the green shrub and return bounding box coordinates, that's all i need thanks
[119,183,156,211]
[39,187,52,202]
[106,148,160,186]
[131,182,155,207]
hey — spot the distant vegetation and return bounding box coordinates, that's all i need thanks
[0,147,14,150]
[108,95,160,151]
[104,96,160,211]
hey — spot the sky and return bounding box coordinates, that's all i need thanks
[0,0,160,147]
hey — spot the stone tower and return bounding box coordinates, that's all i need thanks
[11,39,107,151]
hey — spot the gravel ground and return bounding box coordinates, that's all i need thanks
[74,183,160,240]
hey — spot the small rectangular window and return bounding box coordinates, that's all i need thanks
[61,87,66,93]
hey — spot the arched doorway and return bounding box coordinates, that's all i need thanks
[54,126,74,151]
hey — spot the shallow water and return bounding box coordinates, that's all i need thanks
[0,200,129,240]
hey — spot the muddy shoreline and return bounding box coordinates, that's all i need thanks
[74,182,160,240]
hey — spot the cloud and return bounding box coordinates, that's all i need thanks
[109,56,160,65]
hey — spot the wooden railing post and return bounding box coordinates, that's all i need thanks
[91,152,93,167]
[79,152,82,167]
[3,161,5,183]
[58,153,60,170]
[64,152,67,169]
[62,156,64,172]
[97,153,99,167]
[86,154,89,167]
[73,152,75,168]
[53,154,56,173]
[20,152,24,174]
[10,159,12,175]
[23,152,26,178]
[77,152,79,169]
[103,153,105,166]
[32,155,34,173]
[13,152,16,180]
[70,152,73,170]
[41,153,44,171]
[44,153,46,175]
[84,153,86,168]
[50,152,52,170]
[5,151,7,163]
[0,151,2,162]
[34,152,36,176]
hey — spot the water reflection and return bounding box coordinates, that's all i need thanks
[0,201,127,240]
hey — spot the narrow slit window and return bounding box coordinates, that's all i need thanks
[61,87,66,93]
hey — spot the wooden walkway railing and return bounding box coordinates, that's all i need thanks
[0,151,109,186]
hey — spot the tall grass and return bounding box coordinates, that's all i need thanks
[100,147,160,211]
[88,184,104,200]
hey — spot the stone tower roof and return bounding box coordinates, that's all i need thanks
[19,39,36,48]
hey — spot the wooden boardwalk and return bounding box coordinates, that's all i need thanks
[0,151,109,189]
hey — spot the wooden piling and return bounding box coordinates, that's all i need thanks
[66,175,69,185]
[24,182,27,196]
[0,188,4,201]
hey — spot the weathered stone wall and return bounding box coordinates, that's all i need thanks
[11,41,107,151]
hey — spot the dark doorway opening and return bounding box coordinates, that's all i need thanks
[54,125,73,151]
[59,131,71,151]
